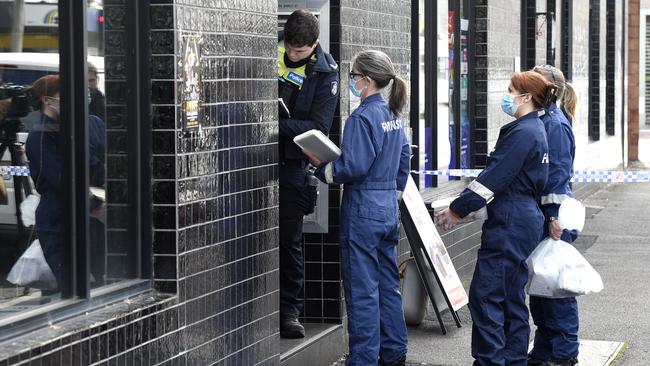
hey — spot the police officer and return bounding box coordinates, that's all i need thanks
[528,65,580,366]
[436,71,556,366]
[277,9,339,338]
[303,50,411,366]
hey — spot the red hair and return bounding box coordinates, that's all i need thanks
[510,71,557,109]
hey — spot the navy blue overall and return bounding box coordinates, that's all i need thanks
[529,102,580,362]
[315,93,411,365]
[450,111,549,366]
[26,114,106,287]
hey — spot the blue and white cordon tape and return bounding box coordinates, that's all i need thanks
[3,165,650,183]
[1,166,31,177]
[412,169,650,183]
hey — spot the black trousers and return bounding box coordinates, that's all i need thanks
[279,165,317,318]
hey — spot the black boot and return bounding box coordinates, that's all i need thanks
[378,354,406,366]
[280,316,305,338]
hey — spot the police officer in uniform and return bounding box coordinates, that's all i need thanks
[528,65,580,366]
[277,9,339,338]
[437,71,556,366]
[303,50,411,366]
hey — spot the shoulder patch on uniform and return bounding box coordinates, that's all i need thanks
[325,53,338,70]
[331,81,338,96]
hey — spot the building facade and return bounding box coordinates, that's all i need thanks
[0,1,630,365]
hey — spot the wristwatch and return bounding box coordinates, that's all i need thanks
[548,216,558,223]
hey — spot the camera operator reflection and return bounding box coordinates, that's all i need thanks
[88,63,105,122]
[26,75,106,291]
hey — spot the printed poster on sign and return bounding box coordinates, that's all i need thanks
[401,176,469,311]
[181,35,202,130]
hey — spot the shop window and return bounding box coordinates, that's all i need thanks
[416,0,474,189]
[0,0,150,337]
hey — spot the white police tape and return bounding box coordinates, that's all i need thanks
[1,166,31,177]
[4,165,650,183]
[412,169,650,183]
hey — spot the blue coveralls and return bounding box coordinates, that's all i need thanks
[26,113,106,287]
[278,43,339,319]
[449,111,549,366]
[315,93,411,365]
[529,102,580,362]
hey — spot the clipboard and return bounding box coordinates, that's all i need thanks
[293,129,342,163]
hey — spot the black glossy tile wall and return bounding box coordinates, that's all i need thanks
[151,0,280,364]
[104,1,135,283]
[474,1,488,168]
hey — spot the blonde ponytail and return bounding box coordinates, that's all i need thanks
[561,82,578,122]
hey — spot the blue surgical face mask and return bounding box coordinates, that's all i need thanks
[348,77,363,98]
[501,93,526,116]
[52,105,60,115]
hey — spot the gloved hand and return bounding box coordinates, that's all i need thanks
[435,208,463,230]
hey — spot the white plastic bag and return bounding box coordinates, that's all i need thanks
[526,237,603,298]
[20,194,40,227]
[558,197,586,232]
[7,239,57,289]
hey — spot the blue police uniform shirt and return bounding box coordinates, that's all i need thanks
[314,93,410,193]
[539,102,576,219]
[450,110,549,219]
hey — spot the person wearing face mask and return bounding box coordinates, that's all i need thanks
[276,9,340,338]
[25,74,106,289]
[436,71,556,366]
[527,65,579,366]
[302,50,411,366]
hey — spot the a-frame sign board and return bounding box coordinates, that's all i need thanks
[399,176,469,334]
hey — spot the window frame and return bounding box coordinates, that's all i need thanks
[0,0,152,340]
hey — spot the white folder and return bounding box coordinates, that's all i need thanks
[293,129,342,163]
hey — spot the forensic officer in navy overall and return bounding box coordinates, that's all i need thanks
[527,65,580,366]
[302,50,411,366]
[277,9,339,338]
[437,71,556,366]
[26,74,106,290]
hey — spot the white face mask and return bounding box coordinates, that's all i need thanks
[45,96,60,117]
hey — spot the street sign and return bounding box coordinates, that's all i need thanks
[400,175,468,333]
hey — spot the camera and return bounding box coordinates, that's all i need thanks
[0,83,32,144]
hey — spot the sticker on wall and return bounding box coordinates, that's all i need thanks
[180,34,202,131]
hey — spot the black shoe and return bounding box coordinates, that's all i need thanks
[543,358,578,366]
[378,354,406,366]
[280,316,305,338]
